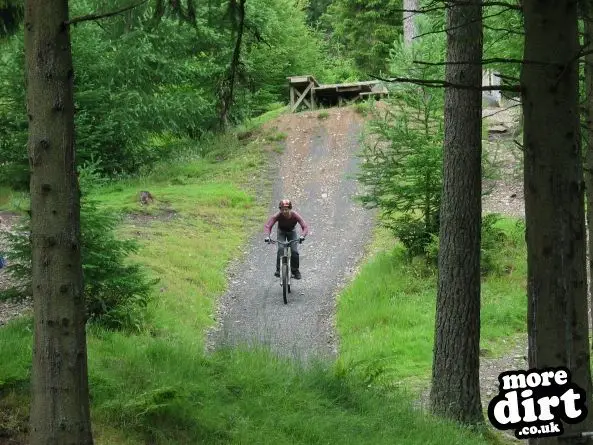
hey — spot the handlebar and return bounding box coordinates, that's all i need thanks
[265,238,303,246]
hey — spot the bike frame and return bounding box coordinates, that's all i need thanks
[267,237,300,303]
[269,238,299,280]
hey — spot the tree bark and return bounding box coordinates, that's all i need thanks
[429,0,484,424]
[403,0,419,46]
[24,1,94,444]
[219,0,246,130]
[521,0,593,443]
[583,0,593,356]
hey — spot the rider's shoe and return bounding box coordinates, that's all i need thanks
[274,270,280,277]
[292,269,302,280]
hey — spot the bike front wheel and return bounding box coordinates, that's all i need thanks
[282,262,289,304]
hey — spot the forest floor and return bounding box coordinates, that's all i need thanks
[0,212,30,328]
[477,102,527,413]
[0,101,527,428]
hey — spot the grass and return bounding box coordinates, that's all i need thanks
[0,188,29,213]
[234,104,289,136]
[90,139,271,344]
[0,302,518,444]
[82,333,504,445]
[480,218,527,354]
[0,112,524,444]
[0,186,13,208]
[335,218,527,393]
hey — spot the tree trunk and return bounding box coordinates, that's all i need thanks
[24,1,94,444]
[583,0,593,354]
[218,0,246,130]
[403,0,418,46]
[521,0,593,443]
[429,0,483,424]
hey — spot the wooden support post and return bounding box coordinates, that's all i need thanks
[348,96,361,105]
[291,81,314,112]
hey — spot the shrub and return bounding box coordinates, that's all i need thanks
[393,214,440,259]
[480,213,511,275]
[357,105,443,258]
[356,31,445,260]
[424,213,516,276]
[0,161,157,332]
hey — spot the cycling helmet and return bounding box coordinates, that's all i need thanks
[279,199,292,209]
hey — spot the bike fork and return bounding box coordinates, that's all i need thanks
[287,248,291,283]
[281,256,288,286]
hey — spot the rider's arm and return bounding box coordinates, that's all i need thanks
[293,212,309,237]
[264,213,279,236]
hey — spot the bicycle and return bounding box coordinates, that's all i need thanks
[265,237,303,304]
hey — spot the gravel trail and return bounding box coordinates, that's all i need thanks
[206,108,376,363]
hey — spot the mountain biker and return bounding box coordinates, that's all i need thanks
[264,199,309,280]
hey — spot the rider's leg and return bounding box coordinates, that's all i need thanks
[275,229,287,277]
[287,230,301,279]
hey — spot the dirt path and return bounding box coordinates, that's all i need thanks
[206,107,376,362]
[479,104,528,418]
[482,104,524,220]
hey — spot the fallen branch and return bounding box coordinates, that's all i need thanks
[65,0,149,26]
[370,74,522,92]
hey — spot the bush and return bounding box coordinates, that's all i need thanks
[0,161,157,332]
[393,214,439,259]
[356,31,445,260]
[480,213,511,275]
[424,213,516,276]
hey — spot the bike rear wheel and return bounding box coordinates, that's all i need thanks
[282,262,288,304]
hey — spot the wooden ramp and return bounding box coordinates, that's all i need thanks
[287,75,389,112]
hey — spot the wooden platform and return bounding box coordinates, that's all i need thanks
[287,75,388,112]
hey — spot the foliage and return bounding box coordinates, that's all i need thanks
[321,0,404,75]
[357,31,445,258]
[336,220,527,391]
[0,160,157,332]
[0,0,332,187]
[479,214,519,275]
[425,213,520,276]
[305,0,332,27]
[0,33,27,189]
[78,162,158,331]
[0,0,23,37]
[235,0,328,117]
[152,0,198,25]
[0,16,214,185]
[482,2,524,99]
[318,40,362,83]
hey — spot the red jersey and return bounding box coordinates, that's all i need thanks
[264,210,309,236]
